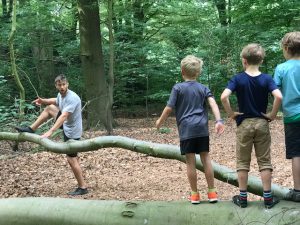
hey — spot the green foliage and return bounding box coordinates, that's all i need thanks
[158,127,171,134]
[0,0,299,122]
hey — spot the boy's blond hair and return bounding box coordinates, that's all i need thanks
[240,43,265,65]
[281,31,300,57]
[181,55,203,79]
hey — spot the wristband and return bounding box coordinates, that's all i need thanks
[215,119,224,124]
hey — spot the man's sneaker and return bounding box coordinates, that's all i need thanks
[232,195,247,208]
[189,192,200,204]
[284,189,300,202]
[264,196,280,209]
[67,187,88,196]
[208,191,218,203]
[15,126,34,133]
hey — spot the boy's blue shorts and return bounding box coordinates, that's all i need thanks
[180,136,209,155]
[285,121,300,159]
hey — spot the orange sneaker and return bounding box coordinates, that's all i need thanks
[189,192,200,204]
[208,191,218,203]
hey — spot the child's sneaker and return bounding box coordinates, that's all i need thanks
[208,191,218,203]
[264,196,279,209]
[232,195,247,208]
[189,192,200,204]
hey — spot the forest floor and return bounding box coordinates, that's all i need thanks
[0,117,292,202]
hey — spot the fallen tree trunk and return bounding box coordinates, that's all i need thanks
[0,132,290,198]
[0,198,299,225]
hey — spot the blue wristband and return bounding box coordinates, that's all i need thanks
[215,119,224,124]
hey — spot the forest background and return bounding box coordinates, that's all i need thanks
[0,0,299,132]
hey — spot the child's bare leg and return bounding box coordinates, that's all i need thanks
[185,153,197,192]
[238,170,248,190]
[260,169,272,191]
[200,152,214,188]
[31,105,59,130]
[292,157,300,190]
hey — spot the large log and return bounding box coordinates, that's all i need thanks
[0,132,290,198]
[0,198,299,225]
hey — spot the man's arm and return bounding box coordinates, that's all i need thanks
[41,111,70,138]
[207,97,224,134]
[155,106,172,129]
[261,89,282,121]
[220,88,243,119]
[33,97,57,106]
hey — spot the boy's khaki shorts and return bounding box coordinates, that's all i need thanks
[236,118,272,172]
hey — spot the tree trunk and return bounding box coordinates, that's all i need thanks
[213,0,228,27]
[0,198,299,225]
[0,132,291,199]
[8,0,25,116]
[107,0,115,132]
[77,0,113,132]
[31,30,55,97]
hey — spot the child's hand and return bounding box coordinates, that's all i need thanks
[229,112,243,120]
[155,119,162,129]
[261,112,275,122]
[215,121,225,135]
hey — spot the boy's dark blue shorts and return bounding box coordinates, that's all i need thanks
[180,136,209,155]
[285,121,300,159]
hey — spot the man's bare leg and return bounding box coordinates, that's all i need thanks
[30,105,59,131]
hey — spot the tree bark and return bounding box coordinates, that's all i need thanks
[77,0,113,132]
[31,30,55,97]
[0,132,291,199]
[107,0,115,133]
[0,198,299,225]
[8,0,25,116]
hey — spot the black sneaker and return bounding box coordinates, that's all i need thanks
[265,196,280,209]
[67,187,88,196]
[232,195,247,208]
[15,126,34,133]
[284,189,300,202]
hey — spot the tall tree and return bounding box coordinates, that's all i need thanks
[8,0,25,116]
[77,0,113,133]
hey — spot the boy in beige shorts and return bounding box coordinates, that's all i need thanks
[221,43,282,208]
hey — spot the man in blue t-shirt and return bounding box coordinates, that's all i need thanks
[221,43,282,209]
[16,74,88,196]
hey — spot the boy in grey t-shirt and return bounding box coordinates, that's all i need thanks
[16,74,88,196]
[156,55,224,204]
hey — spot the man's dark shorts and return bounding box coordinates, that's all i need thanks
[57,111,80,157]
[180,136,209,155]
[285,121,300,159]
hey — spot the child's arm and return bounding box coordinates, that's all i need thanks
[155,106,172,129]
[207,97,225,134]
[261,89,282,121]
[220,88,243,119]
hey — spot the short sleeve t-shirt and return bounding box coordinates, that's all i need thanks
[56,89,82,139]
[167,81,213,141]
[226,72,278,126]
[274,59,300,119]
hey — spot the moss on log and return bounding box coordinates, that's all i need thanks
[0,198,299,225]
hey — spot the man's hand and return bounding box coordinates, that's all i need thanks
[41,130,54,138]
[32,97,43,106]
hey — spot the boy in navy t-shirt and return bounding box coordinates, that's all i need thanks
[156,55,224,204]
[221,43,282,208]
